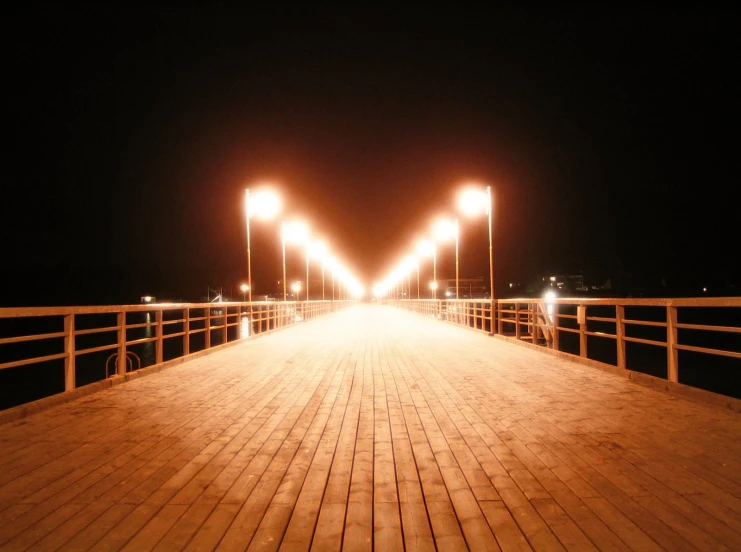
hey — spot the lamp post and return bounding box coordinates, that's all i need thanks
[305,249,309,302]
[328,256,338,301]
[240,283,249,302]
[282,221,309,302]
[416,239,436,299]
[416,257,420,299]
[307,240,327,303]
[458,185,495,303]
[433,219,459,300]
[244,188,281,303]
[291,281,301,301]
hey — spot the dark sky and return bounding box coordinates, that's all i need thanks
[3,6,739,304]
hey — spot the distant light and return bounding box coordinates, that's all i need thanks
[703,287,708,293]
[445,290,452,297]
[509,283,514,288]
[142,296,154,303]
[240,283,249,292]
[291,281,302,293]
[544,291,557,302]
[550,276,556,282]
[372,283,387,297]
[429,281,439,290]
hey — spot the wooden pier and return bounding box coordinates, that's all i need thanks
[1,305,739,551]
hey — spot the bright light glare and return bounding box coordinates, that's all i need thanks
[433,219,457,241]
[349,283,365,298]
[458,188,488,216]
[240,283,249,292]
[544,290,557,302]
[416,239,435,257]
[429,281,439,290]
[308,240,328,259]
[291,281,302,292]
[248,189,281,220]
[283,221,309,244]
[402,255,417,273]
[372,283,387,297]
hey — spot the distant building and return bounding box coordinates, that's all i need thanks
[438,277,489,299]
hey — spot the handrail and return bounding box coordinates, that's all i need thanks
[386,297,741,398]
[0,300,353,410]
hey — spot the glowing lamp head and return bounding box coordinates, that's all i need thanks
[416,239,435,257]
[429,281,439,291]
[308,240,328,260]
[402,255,417,273]
[433,219,457,242]
[240,283,249,293]
[283,221,309,245]
[458,187,489,216]
[248,189,281,220]
[291,281,302,293]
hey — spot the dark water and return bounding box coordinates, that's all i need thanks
[0,309,254,411]
[497,304,741,399]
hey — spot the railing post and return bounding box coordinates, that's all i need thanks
[667,305,679,382]
[184,307,190,355]
[514,303,521,339]
[616,305,626,369]
[155,310,163,365]
[578,305,587,358]
[551,303,559,351]
[64,314,75,391]
[205,307,211,349]
[223,306,229,344]
[117,312,127,376]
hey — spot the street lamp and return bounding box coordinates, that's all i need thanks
[416,239,436,299]
[402,256,416,300]
[307,240,327,302]
[429,281,439,296]
[327,257,339,301]
[240,283,249,302]
[458,185,494,303]
[282,221,309,301]
[433,218,459,299]
[245,188,281,302]
[291,281,302,301]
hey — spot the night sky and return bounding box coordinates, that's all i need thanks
[3,6,739,305]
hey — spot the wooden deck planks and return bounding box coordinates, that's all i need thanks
[0,304,740,551]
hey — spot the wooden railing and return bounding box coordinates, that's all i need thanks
[386,297,741,399]
[388,299,494,333]
[0,300,351,410]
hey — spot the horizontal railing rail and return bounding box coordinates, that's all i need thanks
[386,297,741,399]
[0,300,352,411]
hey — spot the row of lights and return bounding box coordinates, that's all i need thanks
[244,188,364,301]
[374,184,494,301]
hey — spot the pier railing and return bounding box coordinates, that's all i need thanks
[0,300,351,412]
[387,297,741,400]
